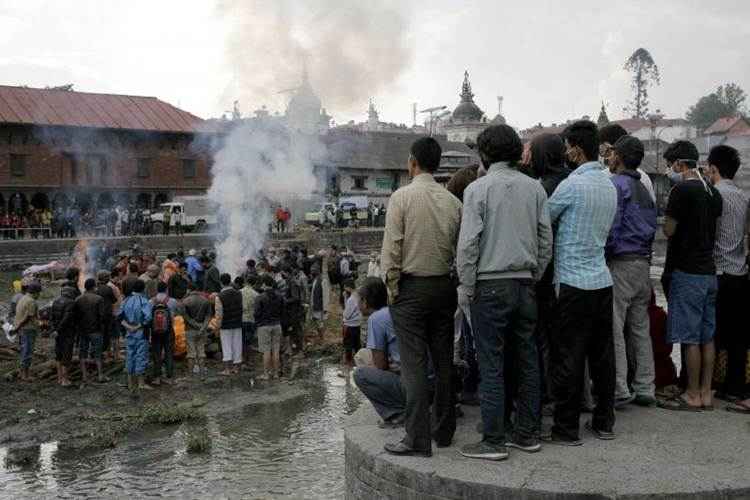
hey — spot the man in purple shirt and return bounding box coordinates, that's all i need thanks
[605,136,657,408]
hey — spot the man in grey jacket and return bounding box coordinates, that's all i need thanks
[457,124,553,462]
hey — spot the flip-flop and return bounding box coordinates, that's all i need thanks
[658,396,703,412]
[726,402,750,414]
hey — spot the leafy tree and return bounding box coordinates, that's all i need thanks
[622,48,661,119]
[686,82,747,130]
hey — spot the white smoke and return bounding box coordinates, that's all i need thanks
[207,120,323,274]
[216,0,413,114]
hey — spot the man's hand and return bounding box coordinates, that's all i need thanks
[457,285,474,310]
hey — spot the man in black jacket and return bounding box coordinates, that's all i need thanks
[254,275,284,381]
[216,273,244,375]
[74,278,109,384]
[51,286,78,386]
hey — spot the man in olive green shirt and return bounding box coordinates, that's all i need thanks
[14,281,42,381]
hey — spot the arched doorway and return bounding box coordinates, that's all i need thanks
[52,193,71,211]
[8,193,28,215]
[153,192,169,209]
[30,192,50,210]
[115,192,131,209]
[75,192,93,214]
[136,193,151,209]
[97,192,115,209]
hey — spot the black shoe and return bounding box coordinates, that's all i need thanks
[384,441,432,457]
[459,441,508,461]
[584,421,615,440]
[633,394,657,407]
[505,435,541,453]
[540,427,583,446]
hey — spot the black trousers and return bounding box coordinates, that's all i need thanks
[716,274,749,397]
[390,275,456,451]
[551,284,615,440]
[151,330,175,379]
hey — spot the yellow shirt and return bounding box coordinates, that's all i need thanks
[380,173,462,298]
[14,294,38,330]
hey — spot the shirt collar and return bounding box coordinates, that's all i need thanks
[572,161,605,175]
[411,173,436,184]
[488,161,512,173]
[716,179,736,188]
[221,286,234,292]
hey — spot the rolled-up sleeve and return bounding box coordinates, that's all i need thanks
[456,185,483,294]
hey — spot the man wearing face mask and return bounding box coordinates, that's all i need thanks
[599,124,656,203]
[659,140,722,412]
[545,120,618,445]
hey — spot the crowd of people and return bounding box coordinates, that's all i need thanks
[349,124,749,463]
[8,244,363,390]
[0,205,163,240]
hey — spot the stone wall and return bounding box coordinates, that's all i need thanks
[0,229,385,270]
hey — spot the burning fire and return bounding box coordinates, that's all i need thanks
[71,239,95,290]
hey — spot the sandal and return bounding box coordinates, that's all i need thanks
[658,396,703,412]
[726,401,750,414]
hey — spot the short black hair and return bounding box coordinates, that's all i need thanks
[358,277,388,311]
[220,273,232,286]
[128,262,139,273]
[613,136,645,170]
[246,275,258,287]
[663,140,699,165]
[234,276,245,288]
[563,120,599,161]
[167,253,176,260]
[246,259,256,268]
[476,125,523,165]
[598,124,628,146]
[65,267,80,281]
[157,281,168,293]
[708,145,741,179]
[410,137,442,173]
[133,279,146,293]
[84,278,96,291]
[200,256,210,264]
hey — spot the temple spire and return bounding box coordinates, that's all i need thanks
[597,101,610,127]
[460,70,475,103]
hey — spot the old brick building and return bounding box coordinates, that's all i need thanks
[0,85,212,214]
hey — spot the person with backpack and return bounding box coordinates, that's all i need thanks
[51,285,77,386]
[150,282,178,385]
[215,273,244,375]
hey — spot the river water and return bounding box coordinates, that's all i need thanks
[0,364,363,499]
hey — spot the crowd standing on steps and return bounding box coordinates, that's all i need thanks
[346,125,750,464]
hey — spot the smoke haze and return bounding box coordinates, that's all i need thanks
[217,0,414,115]
[207,121,323,273]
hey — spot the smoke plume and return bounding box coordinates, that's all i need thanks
[217,0,414,114]
[207,120,323,273]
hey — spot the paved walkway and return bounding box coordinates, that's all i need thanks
[345,400,750,499]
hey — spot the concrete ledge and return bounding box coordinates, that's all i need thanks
[345,403,750,499]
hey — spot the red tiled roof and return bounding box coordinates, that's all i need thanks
[704,116,747,135]
[0,85,204,133]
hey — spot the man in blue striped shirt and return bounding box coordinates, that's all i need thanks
[544,120,617,445]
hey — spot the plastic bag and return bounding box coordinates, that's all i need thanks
[173,315,187,359]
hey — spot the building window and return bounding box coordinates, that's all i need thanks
[10,154,26,177]
[182,159,196,179]
[137,158,151,178]
[352,175,367,190]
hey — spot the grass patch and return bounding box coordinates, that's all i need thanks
[185,427,211,454]
[140,404,206,425]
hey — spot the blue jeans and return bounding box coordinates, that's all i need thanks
[353,367,405,421]
[126,331,149,375]
[470,279,540,445]
[19,329,37,369]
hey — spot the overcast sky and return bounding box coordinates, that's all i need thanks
[1,0,748,130]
